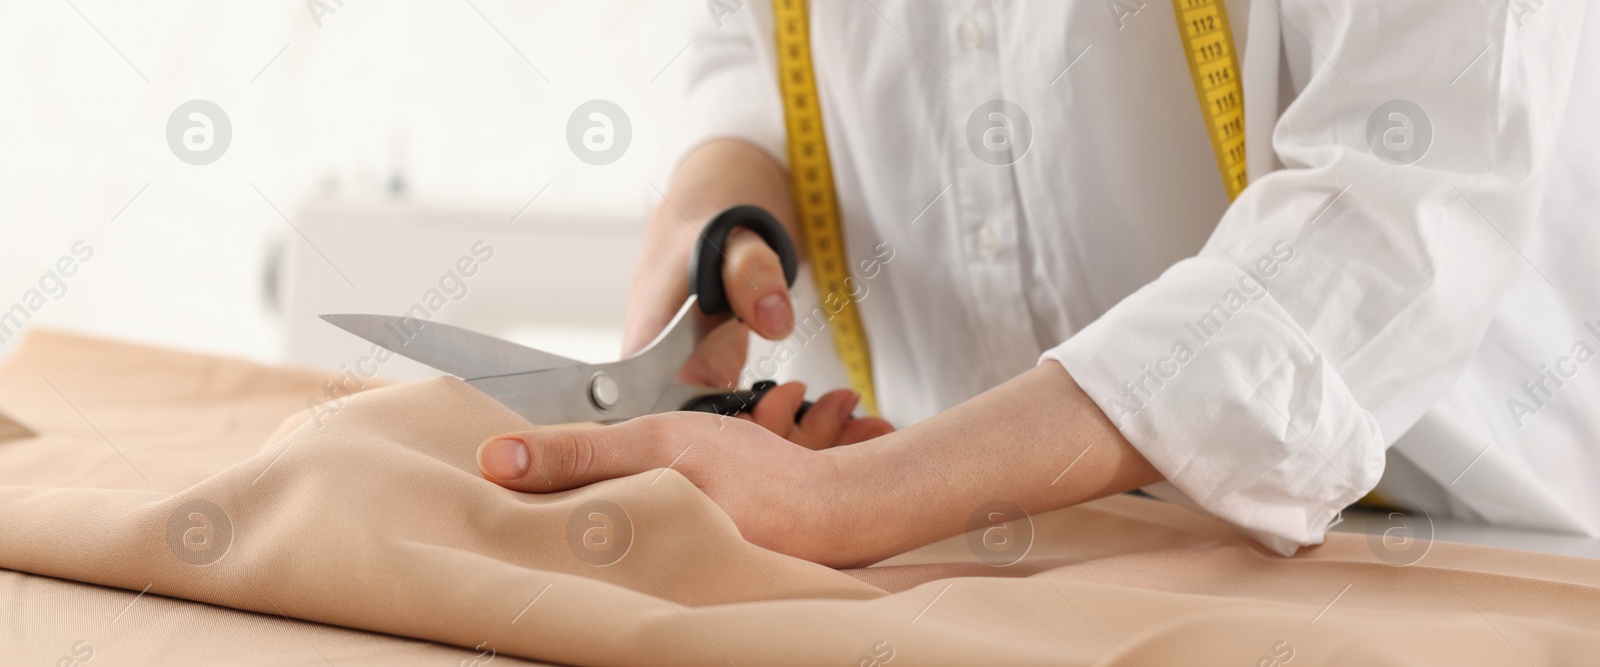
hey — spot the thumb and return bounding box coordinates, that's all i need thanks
[721,228,794,340]
[476,419,681,492]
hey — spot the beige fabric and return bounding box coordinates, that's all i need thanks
[1,330,1598,666]
[0,407,32,445]
[0,570,555,666]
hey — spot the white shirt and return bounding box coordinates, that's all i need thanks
[672,0,1599,555]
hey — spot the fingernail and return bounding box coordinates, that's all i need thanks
[754,292,792,336]
[840,392,860,421]
[480,438,530,480]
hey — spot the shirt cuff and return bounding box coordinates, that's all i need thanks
[1041,254,1386,555]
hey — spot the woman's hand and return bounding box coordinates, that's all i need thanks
[624,139,800,390]
[476,411,890,567]
[625,138,889,449]
[733,379,895,450]
[477,363,1164,569]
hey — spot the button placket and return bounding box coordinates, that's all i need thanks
[977,223,1000,260]
[944,0,1040,378]
[957,18,984,51]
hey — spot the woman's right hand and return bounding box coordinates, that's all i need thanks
[622,222,794,389]
[620,139,892,448]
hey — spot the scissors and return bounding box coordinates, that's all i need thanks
[321,205,811,425]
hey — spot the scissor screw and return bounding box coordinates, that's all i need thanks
[589,371,620,410]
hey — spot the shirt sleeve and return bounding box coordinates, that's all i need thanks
[1041,0,1589,556]
[666,2,787,177]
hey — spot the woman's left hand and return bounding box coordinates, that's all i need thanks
[476,409,894,567]
[728,379,896,450]
[477,364,1164,569]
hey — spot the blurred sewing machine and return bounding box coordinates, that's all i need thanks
[276,194,642,379]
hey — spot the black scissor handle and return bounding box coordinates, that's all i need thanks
[680,380,814,421]
[683,206,810,423]
[689,205,799,316]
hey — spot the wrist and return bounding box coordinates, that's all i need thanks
[820,435,922,567]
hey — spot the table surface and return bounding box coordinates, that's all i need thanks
[1333,508,1600,559]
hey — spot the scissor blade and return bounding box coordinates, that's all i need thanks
[319,314,579,379]
[466,365,602,425]
[458,298,710,424]
[465,366,723,425]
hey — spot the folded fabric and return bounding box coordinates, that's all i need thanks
[0,568,561,666]
[1,331,1597,666]
[0,409,31,445]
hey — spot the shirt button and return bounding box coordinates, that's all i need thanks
[977,225,999,260]
[958,19,984,51]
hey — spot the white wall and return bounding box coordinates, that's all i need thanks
[0,0,700,366]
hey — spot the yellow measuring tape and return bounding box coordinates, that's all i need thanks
[772,0,879,414]
[1173,0,1248,201]
[769,0,1247,413]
